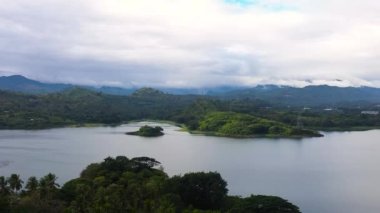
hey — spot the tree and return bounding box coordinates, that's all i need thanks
[7,174,23,193]
[39,173,60,199]
[25,176,38,193]
[40,173,60,190]
[0,156,301,212]
[170,172,228,210]
[127,125,164,137]
[0,176,10,195]
[131,157,161,169]
[228,195,301,213]
[0,176,10,212]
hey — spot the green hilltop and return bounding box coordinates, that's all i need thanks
[196,112,322,138]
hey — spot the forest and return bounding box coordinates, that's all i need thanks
[0,156,300,213]
[0,87,379,135]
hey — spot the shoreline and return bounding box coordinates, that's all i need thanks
[3,121,380,139]
[187,130,324,139]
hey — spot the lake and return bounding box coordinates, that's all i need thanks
[0,122,380,213]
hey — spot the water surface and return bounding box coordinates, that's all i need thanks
[0,122,379,213]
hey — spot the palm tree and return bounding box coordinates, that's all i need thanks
[42,173,60,189]
[25,176,38,193]
[39,173,60,199]
[7,174,23,193]
[0,176,10,195]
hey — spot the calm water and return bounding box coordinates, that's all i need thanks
[0,122,380,213]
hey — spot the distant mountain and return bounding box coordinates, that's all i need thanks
[0,75,72,94]
[131,88,166,97]
[1,75,380,106]
[0,75,135,95]
[0,75,244,96]
[160,86,246,95]
[0,75,221,96]
[92,86,135,96]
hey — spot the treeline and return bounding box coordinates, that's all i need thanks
[253,109,380,130]
[0,156,300,213]
[0,88,198,129]
[0,87,379,131]
[175,99,380,131]
[216,85,380,107]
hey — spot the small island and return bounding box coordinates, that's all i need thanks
[126,125,164,137]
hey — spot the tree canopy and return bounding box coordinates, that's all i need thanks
[0,156,301,213]
[197,112,322,137]
[127,125,164,137]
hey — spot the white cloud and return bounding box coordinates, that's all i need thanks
[0,0,379,87]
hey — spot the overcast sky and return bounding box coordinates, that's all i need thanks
[0,0,379,88]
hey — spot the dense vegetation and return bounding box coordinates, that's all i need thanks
[0,87,379,134]
[127,125,164,137]
[0,156,301,213]
[216,85,380,107]
[196,112,322,137]
[174,98,380,132]
[0,88,196,129]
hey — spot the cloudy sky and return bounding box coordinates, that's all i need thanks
[0,0,379,88]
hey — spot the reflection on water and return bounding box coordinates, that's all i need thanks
[0,122,380,213]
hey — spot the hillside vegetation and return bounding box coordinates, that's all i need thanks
[217,85,380,107]
[0,87,379,134]
[197,112,322,137]
[0,88,196,129]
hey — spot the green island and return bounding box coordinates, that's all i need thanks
[0,156,300,213]
[126,125,164,137]
[1,87,379,138]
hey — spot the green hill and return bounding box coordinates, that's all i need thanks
[131,87,166,97]
[197,112,322,138]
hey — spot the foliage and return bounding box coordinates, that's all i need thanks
[167,172,228,210]
[0,156,301,213]
[0,88,379,133]
[127,125,164,137]
[197,112,321,137]
[131,87,166,97]
[227,195,301,213]
[0,88,196,129]
[217,85,380,107]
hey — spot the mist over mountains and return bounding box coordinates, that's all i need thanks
[1,75,380,107]
[0,75,245,96]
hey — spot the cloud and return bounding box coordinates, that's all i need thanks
[0,0,379,88]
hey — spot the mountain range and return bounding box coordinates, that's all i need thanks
[1,75,380,107]
[0,75,238,96]
[0,75,135,95]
